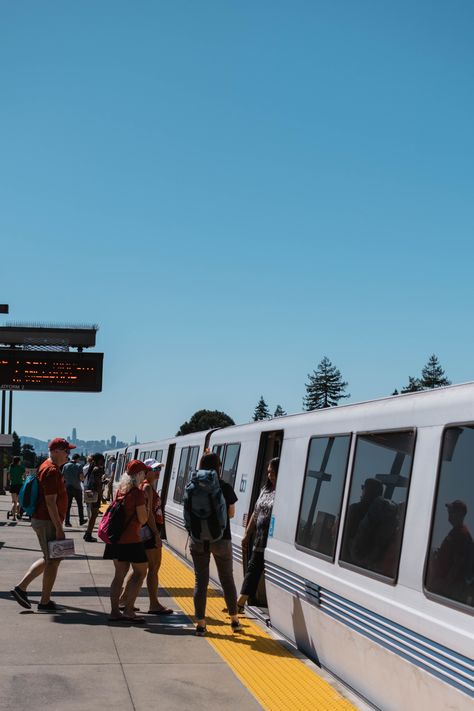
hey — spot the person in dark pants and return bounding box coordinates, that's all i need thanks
[237,457,279,611]
[189,452,242,636]
[83,453,105,542]
[63,453,86,526]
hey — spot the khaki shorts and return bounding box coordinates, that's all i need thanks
[31,518,57,560]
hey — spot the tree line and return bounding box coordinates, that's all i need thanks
[252,353,451,420]
[5,355,453,460]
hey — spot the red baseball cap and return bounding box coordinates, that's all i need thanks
[126,459,151,477]
[48,437,76,451]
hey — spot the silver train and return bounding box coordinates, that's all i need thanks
[105,383,474,711]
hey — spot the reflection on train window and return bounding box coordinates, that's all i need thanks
[339,430,415,581]
[115,454,125,481]
[173,446,199,503]
[425,425,474,609]
[212,444,224,461]
[221,444,241,487]
[296,435,351,559]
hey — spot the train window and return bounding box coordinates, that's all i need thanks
[155,449,163,463]
[425,425,474,610]
[212,444,224,461]
[115,454,125,481]
[173,446,199,503]
[221,444,241,487]
[296,435,351,560]
[339,430,415,581]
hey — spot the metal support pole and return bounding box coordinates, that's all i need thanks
[8,390,12,435]
[1,391,5,434]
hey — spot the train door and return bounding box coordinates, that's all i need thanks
[246,429,284,608]
[159,443,176,540]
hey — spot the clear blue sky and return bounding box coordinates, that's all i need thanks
[1,1,473,444]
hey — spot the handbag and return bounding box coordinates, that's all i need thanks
[140,524,153,542]
[84,489,99,504]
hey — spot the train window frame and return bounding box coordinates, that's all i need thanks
[338,428,417,586]
[221,443,241,488]
[173,447,190,504]
[294,433,352,563]
[423,422,474,616]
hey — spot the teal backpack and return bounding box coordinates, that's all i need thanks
[19,473,39,516]
[183,469,227,544]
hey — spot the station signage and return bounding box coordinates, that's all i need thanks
[0,350,104,392]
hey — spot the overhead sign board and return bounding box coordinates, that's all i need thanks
[0,435,13,447]
[0,350,103,392]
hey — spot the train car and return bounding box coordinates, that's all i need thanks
[230,384,473,711]
[161,384,473,710]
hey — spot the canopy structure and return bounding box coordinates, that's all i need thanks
[0,323,98,351]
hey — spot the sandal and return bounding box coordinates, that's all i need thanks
[195,625,207,637]
[122,616,146,624]
[147,607,173,615]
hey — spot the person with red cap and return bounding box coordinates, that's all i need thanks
[10,437,73,612]
[103,459,150,622]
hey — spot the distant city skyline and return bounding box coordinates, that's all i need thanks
[20,429,129,455]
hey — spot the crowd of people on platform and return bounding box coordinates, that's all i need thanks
[7,437,279,635]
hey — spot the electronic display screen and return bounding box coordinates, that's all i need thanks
[0,350,103,392]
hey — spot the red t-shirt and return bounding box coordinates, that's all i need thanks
[116,487,146,544]
[33,459,68,522]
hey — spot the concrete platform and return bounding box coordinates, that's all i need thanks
[0,498,261,711]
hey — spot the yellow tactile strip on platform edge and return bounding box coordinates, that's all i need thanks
[159,547,356,711]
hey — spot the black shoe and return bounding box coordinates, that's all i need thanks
[65,522,72,527]
[83,534,97,542]
[38,601,60,612]
[11,586,31,609]
[79,519,87,525]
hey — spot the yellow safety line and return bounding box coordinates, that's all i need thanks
[159,547,356,711]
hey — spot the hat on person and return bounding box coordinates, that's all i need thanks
[143,458,163,471]
[48,437,76,451]
[446,499,467,515]
[126,459,151,477]
[72,453,81,460]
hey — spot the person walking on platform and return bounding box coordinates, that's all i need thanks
[119,459,172,615]
[237,458,279,611]
[7,456,25,521]
[104,459,149,623]
[83,453,105,542]
[10,437,72,612]
[188,452,242,636]
[63,453,86,527]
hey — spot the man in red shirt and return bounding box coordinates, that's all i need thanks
[11,437,74,612]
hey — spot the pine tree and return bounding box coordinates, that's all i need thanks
[303,357,350,410]
[253,396,271,421]
[400,377,424,393]
[12,431,21,456]
[273,405,287,418]
[421,354,451,389]
[21,443,36,467]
